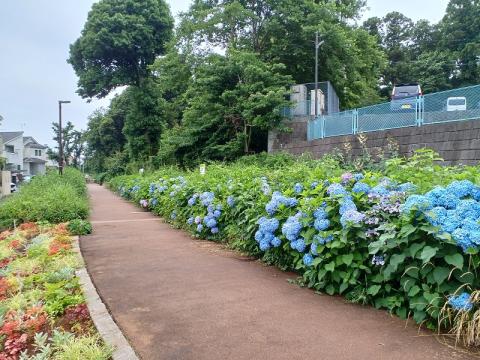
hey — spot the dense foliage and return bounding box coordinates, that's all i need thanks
[108,151,480,344]
[0,169,88,229]
[0,223,111,359]
[363,0,480,96]
[68,0,174,98]
[78,0,480,175]
[48,121,85,168]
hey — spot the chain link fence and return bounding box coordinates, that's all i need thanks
[307,84,480,141]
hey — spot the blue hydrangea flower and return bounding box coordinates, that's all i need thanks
[211,227,219,234]
[170,211,177,220]
[440,211,462,233]
[294,238,306,252]
[462,218,480,231]
[227,196,235,207]
[425,207,448,227]
[294,183,303,194]
[263,233,274,243]
[352,182,370,194]
[200,192,215,206]
[254,230,264,242]
[257,217,279,233]
[303,253,314,266]
[286,199,298,208]
[369,185,389,197]
[259,240,271,251]
[470,231,480,246]
[314,234,334,245]
[187,217,194,225]
[266,192,298,215]
[353,173,364,181]
[196,224,204,232]
[265,202,277,216]
[213,210,221,218]
[313,207,327,220]
[327,183,347,196]
[314,218,330,231]
[401,195,433,213]
[271,237,282,248]
[150,198,158,207]
[205,218,217,229]
[340,210,365,227]
[446,180,475,199]
[281,215,303,241]
[472,186,480,201]
[149,183,156,194]
[310,243,318,256]
[187,194,198,206]
[310,181,319,189]
[456,199,480,219]
[339,198,357,215]
[448,293,473,312]
[452,228,474,251]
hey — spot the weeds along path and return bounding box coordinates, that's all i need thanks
[81,184,471,360]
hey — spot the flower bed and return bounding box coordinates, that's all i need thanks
[0,222,111,359]
[108,151,480,346]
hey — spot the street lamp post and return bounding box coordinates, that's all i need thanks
[314,32,324,117]
[58,100,71,175]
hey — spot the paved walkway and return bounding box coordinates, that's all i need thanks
[81,184,471,360]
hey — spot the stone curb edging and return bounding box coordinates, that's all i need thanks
[72,236,140,360]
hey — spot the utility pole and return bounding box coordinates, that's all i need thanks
[58,100,71,175]
[314,32,324,117]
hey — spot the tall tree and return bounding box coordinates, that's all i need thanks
[68,0,174,98]
[122,80,167,160]
[49,121,85,167]
[440,0,480,87]
[364,12,414,90]
[158,50,292,166]
[179,0,384,108]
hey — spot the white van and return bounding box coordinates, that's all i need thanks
[446,97,467,111]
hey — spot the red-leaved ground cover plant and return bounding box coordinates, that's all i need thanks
[0,224,111,359]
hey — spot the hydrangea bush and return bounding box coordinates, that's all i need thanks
[108,151,480,334]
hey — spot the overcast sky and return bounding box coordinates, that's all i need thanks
[0,0,449,147]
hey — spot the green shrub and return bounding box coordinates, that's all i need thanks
[67,219,92,235]
[108,150,480,337]
[0,168,88,228]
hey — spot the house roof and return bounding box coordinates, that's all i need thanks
[23,136,47,149]
[24,157,46,164]
[0,131,23,143]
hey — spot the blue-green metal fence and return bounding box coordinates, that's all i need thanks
[307,84,480,141]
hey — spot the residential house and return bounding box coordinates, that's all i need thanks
[23,136,48,175]
[0,131,48,177]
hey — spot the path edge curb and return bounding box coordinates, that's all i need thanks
[72,236,140,360]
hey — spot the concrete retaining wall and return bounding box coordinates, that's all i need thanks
[268,118,480,166]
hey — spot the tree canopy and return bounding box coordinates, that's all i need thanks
[68,0,174,98]
[69,0,480,175]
